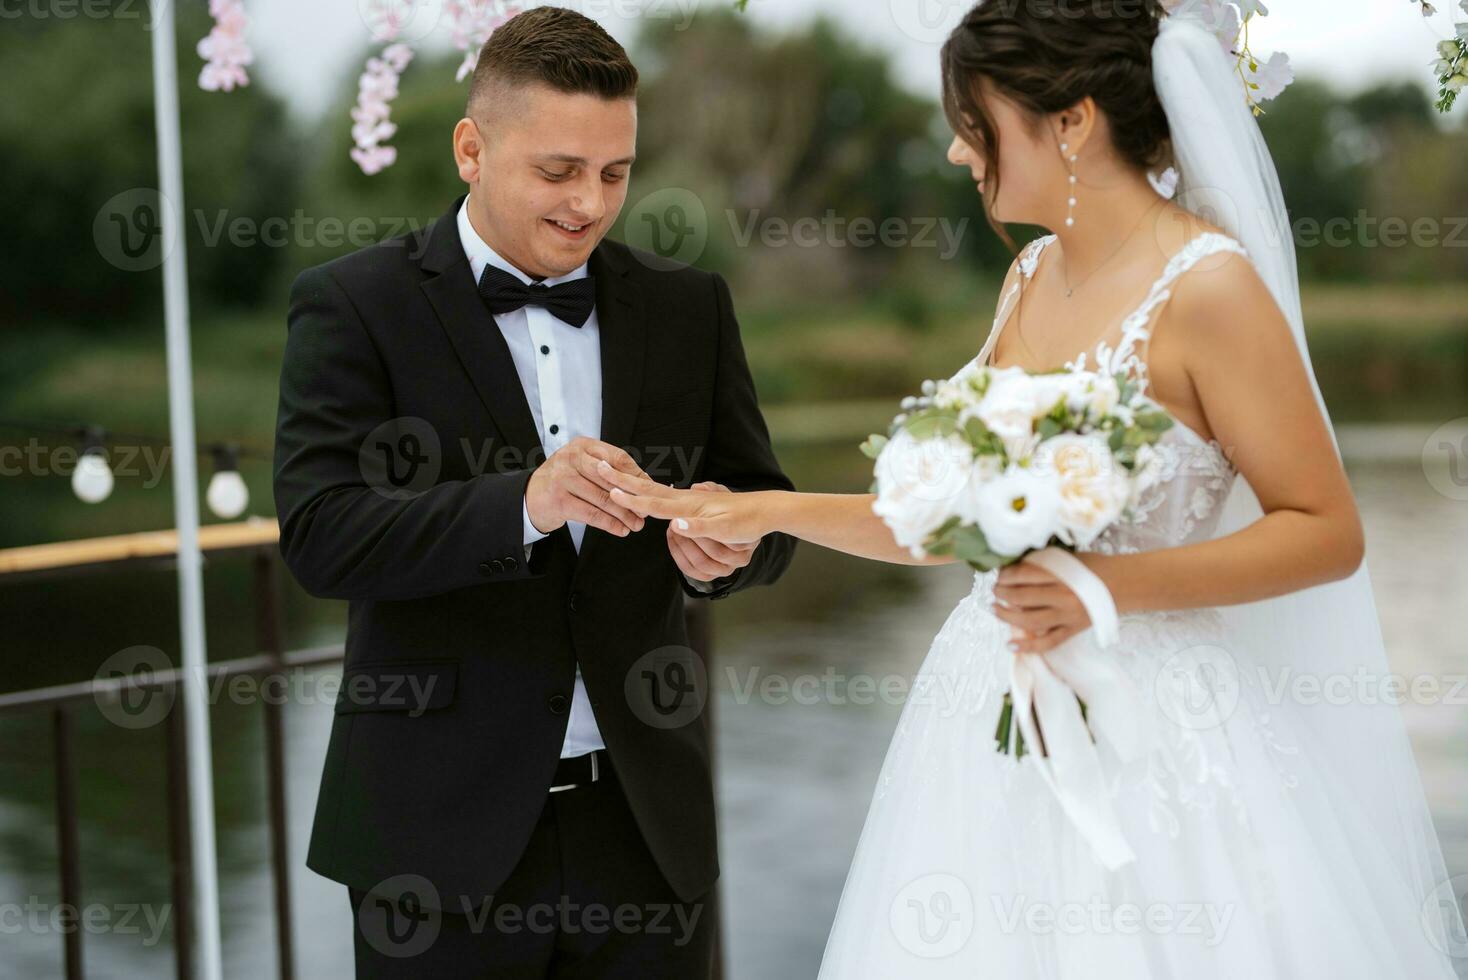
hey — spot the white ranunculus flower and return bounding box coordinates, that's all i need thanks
[1031,433,1131,550]
[872,429,974,555]
[1448,73,1468,93]
[1440,40,1461,61]
[965,464,1062,557]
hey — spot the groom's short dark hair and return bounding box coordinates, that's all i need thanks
[466,6,638,118]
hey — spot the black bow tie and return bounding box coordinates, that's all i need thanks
[477,264,597,328]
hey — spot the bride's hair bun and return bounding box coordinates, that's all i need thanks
[941,0,1171,217]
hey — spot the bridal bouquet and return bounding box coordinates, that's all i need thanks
[861,361,1175,758]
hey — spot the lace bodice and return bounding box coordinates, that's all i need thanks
[975,232,1246,556]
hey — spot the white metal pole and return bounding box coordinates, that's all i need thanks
[148,2,225,978]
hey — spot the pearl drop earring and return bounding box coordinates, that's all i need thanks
[1061,142,1078,228]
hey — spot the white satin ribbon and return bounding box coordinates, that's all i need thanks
[1005,546,1144,870]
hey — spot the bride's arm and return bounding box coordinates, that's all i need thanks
[1072,250,1365,616]
[597,466,955,568]
[766,492,955,566]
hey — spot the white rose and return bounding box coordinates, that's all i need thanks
[971,372,1046,462]
[1032,433,1131,549]
[964,464,1062,557]
[872,430,974,555]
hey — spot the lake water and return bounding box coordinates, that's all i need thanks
[1,445,1464,978]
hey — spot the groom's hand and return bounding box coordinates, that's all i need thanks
[667,482,758,582]
[526,438,649,538]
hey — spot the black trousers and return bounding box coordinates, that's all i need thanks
[348,759,718,978]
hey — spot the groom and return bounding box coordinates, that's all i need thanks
[272,7,796,975]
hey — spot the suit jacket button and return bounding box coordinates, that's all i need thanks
[503,556,519,572]
[548,694,570,715]
[489,559,505,574]
[568,592,580,612]
[478,561,494,576]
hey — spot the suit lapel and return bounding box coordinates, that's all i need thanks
[590,242,646,454]
[418,194,545,468]
[574,241,646,577]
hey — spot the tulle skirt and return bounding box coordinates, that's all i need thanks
[816,571,1461,979]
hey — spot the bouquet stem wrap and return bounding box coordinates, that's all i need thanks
[1009,547,1142,870]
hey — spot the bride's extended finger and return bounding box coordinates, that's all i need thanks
[591,457,662,495]
[608,485,699,523]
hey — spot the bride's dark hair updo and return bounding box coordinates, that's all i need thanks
[941,0,1172,249]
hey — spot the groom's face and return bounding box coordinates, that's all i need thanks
[457,83,637,280]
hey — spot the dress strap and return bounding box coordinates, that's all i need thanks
[1089,232,1249,392]
[981,234,1057,367]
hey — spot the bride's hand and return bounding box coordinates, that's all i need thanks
[597,460,770,546]
[991,560,1093,654]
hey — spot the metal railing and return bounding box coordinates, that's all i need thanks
[0,524,717,979]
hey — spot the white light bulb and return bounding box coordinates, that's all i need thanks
[206,469,249,519]
[72,452,114,504]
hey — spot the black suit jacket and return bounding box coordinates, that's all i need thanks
[273,192,796,906]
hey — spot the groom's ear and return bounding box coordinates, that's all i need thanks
[453,118,483,183]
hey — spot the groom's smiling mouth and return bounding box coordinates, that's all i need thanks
[545,217,594,242]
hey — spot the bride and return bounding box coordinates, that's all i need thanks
[600,1,1465,975]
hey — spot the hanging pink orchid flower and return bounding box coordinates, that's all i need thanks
[197,0,253,93]
[350,43,415,176]
[447,1,526,82]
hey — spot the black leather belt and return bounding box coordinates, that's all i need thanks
[549,749,606,793]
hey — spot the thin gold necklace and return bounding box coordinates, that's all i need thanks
[1059,198,1166,298]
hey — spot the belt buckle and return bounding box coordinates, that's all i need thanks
[549,750,600,793]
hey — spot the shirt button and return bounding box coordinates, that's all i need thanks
[540,345,550,355]
[548,694,570,715]
[549,424,559,435]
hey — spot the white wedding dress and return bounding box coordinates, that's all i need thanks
[815,232,1464,979]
